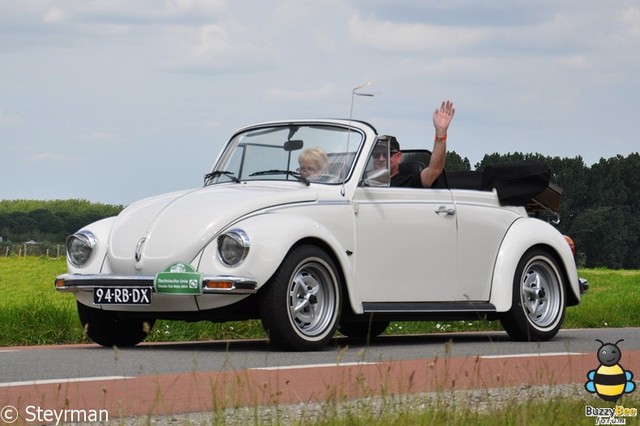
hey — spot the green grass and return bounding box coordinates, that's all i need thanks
[564,269,640,328]
[0,257,85,345]
[1,257,639,346]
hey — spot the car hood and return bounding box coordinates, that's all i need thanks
[107,184,317,273]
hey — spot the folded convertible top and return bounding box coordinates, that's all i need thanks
[442,160,561,215]
[480,160,552,207]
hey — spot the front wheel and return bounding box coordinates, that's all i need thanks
[500,248,566,341]
[77,301,155,347]
[260,245,342,351]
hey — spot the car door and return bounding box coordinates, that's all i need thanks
[352,185,458,303]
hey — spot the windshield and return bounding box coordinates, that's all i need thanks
[206,124,364,185]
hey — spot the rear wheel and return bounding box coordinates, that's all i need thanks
[77,301,155,347]
[500,248,566,341]
[260,245,342,351]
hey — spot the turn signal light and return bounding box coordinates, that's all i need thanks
[204,280,233,290]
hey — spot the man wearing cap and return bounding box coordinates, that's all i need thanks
[383,100,455,188]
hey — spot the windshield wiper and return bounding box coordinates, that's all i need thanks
[204,170,240,185]
[249,170,309,186]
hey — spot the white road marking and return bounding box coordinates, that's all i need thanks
[0,376,133,388]
[479,352,585,359]
[250,362,379,371]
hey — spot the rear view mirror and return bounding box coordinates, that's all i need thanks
[284,140,304,151]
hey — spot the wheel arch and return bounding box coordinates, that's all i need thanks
[287,237,360,315]
[490,218,581,312]
[228,214,360,312]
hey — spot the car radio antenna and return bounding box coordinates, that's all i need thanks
[341,81,374,196]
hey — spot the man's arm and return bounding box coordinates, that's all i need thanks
[420,100,455,187]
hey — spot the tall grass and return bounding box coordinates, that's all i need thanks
[1,257,639,346]
[131,385,640,425]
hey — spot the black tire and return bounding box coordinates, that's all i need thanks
[77,301,155,347]
[339,319,389,339]
[260,245,342,351]
[500,248,566,341]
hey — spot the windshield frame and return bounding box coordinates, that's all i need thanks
[206,121,367,186]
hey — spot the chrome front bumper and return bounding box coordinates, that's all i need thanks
[55,273,257,295]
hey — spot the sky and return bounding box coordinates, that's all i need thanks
[2,1,639,205]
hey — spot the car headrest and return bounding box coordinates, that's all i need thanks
[399,161,426,175]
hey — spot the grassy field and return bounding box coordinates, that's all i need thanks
[1,256,639,346]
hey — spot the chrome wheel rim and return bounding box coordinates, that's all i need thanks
[520,257,562,329]
[287,258,337,338]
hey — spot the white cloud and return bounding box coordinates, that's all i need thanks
[265,83,337,102]
[612,6,640,46]
[1,1,639,204]
[169,22,279,72]
[43,6,66,23]
[348,14,486,52]
[0,109,22,126]
[40,0,228,23]
[83,132,116,141]
[27,152,83,164]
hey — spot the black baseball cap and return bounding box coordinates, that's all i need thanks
[379,135,400,152]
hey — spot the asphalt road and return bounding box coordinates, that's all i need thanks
[2,328,639,384]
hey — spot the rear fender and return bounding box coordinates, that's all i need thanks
[490,218,580,312]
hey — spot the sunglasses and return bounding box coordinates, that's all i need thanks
[372,150,399,159]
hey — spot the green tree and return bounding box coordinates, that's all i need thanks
[445,151,471,171]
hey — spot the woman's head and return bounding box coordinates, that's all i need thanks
[298,147,329,179]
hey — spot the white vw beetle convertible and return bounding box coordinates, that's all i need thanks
[56,119,586,350]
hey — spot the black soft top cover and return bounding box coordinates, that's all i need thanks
[480,160,551,206]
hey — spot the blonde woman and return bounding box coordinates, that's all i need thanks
[297,147,329,180]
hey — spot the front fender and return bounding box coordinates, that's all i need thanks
[490,218,580,312]
[66,216,117,275]
[196,212,359,310]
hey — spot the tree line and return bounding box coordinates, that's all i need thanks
[0,199,123,256]
[2,151,639,268]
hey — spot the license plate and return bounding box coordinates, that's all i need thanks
[93,287,152,305]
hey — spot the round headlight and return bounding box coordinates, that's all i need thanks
[217,229,250,267]
[66,231,97,267]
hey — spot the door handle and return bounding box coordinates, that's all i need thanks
[435,206,455,216]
